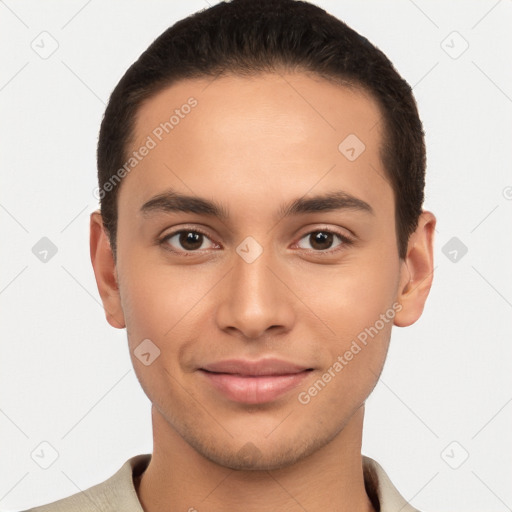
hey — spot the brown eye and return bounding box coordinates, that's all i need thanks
[163,230,215,252]
[297,230,349,252]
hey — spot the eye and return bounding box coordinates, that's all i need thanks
[161,229,218,253]
[296,229,352,252]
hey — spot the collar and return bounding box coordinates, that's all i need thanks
[110,453,420,512]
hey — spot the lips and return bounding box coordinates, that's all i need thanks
[199,358,313,404]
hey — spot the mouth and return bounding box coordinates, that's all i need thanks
[198,358,313,404]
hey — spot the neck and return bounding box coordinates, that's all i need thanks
[136,405,375,512]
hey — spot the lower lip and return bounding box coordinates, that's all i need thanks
[199,370,311,404]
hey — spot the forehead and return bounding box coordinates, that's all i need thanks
[122,72,391,220]
[134,72,383,151]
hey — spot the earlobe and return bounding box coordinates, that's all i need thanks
[394,210,436,327]
[89,211,126,329]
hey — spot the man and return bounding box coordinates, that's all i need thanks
[26,0,435,510]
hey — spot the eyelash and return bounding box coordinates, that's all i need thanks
[159,226,354,256]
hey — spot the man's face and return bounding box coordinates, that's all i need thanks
[114,72,405,469]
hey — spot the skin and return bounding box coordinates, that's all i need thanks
[90,72,436,512]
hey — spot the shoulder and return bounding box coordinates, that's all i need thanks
[363,455,423,512]
[21,454,151,512]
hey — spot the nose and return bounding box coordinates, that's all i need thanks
[215,244,296,341]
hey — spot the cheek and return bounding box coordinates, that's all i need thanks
[116,251,214,353]
[297,311,393,416]
[297,249,399,335]
[293,242,399,388]
[117,262,194,403]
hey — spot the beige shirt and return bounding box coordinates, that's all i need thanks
[24,454,420,512]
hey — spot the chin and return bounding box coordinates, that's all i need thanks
[184,426,333,472]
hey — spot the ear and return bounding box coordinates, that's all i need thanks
[394,210,436,327]
[89,210,126,329]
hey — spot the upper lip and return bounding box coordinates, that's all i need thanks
[200,358,311,376]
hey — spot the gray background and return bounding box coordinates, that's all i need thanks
[1,1,511,510]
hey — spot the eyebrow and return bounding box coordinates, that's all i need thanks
[140,189,374,220]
